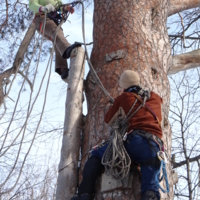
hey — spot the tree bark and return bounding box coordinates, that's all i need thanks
[56,47,85,200]
[168,49,200,75]
[169,0,200,16]
[84,0,173,199]
[0,22,35,108]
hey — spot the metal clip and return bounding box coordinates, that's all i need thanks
[123,132,128,141]
[157,151,168,163]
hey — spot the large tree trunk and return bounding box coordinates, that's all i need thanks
[84,0,173,199]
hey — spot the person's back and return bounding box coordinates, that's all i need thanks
[105,90,163,138]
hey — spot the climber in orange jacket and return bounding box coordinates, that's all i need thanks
[72,70,163,200]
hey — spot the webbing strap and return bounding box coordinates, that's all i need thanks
[155,160,170,193]
[131,93,162,129]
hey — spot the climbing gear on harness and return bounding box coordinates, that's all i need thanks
[46,2,78,25]
[155,151,170,193]
[141,190,158,200]
[89,140,108,154]
[101,89,151,179]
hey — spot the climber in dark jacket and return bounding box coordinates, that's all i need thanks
[71,70,163,200]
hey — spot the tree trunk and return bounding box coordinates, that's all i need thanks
[56,47,85,200]
[84,0,173,199]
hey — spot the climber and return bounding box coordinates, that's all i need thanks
[29,0,82,82]
[71,70,163,200]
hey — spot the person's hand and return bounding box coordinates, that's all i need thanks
[40,4,55,13]
[64,5,75,14]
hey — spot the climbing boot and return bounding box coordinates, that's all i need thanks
[61,68,69,82]
[62,42,82,59]
[80,193,93,200]
[71,194,80,200]
[141,190,157,200]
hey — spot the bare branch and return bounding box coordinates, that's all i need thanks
[168,49,200,75]
[169,0,200,16]
[173,154,200,168]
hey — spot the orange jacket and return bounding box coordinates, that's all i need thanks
[104,91,163,139]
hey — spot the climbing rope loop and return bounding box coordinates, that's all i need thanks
[101,117,131,179]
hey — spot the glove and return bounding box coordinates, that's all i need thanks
[39,4,55,13]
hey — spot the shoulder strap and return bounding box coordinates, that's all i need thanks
[131,93,162,129]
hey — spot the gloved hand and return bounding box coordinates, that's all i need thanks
[39,4,55,13]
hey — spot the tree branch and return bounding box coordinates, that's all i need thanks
[169,35,200,40]
[169,0,200,16]
[173,154,200,168]
[168,49,200,75]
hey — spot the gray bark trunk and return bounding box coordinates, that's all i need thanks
[56,47,85,200]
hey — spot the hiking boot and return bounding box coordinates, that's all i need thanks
[80,194,93,200]
[141,190,157,200]
[71,194,80,200]
[63,42,82,59]
[71,194,93,200]
[61,68,69,82]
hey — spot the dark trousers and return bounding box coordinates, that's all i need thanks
[78,133,160,199]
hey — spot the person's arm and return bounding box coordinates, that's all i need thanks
[29,0,41,13]
[63,5,75,14]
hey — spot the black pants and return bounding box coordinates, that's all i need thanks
[78,156,103,195]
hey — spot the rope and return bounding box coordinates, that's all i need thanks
[101,117,131,179]
[73,1,114,103]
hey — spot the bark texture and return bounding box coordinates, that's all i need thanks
[56,47,85,200]
[84,0,173,199]
[169,0,200,16]
[169,50,200,75]
[0,22,35,108]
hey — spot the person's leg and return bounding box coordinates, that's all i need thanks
[78,156,102,195]
[55,47,69,80]
[34,16,81,59]
[124,134,160,200]
[71,144,108,200]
